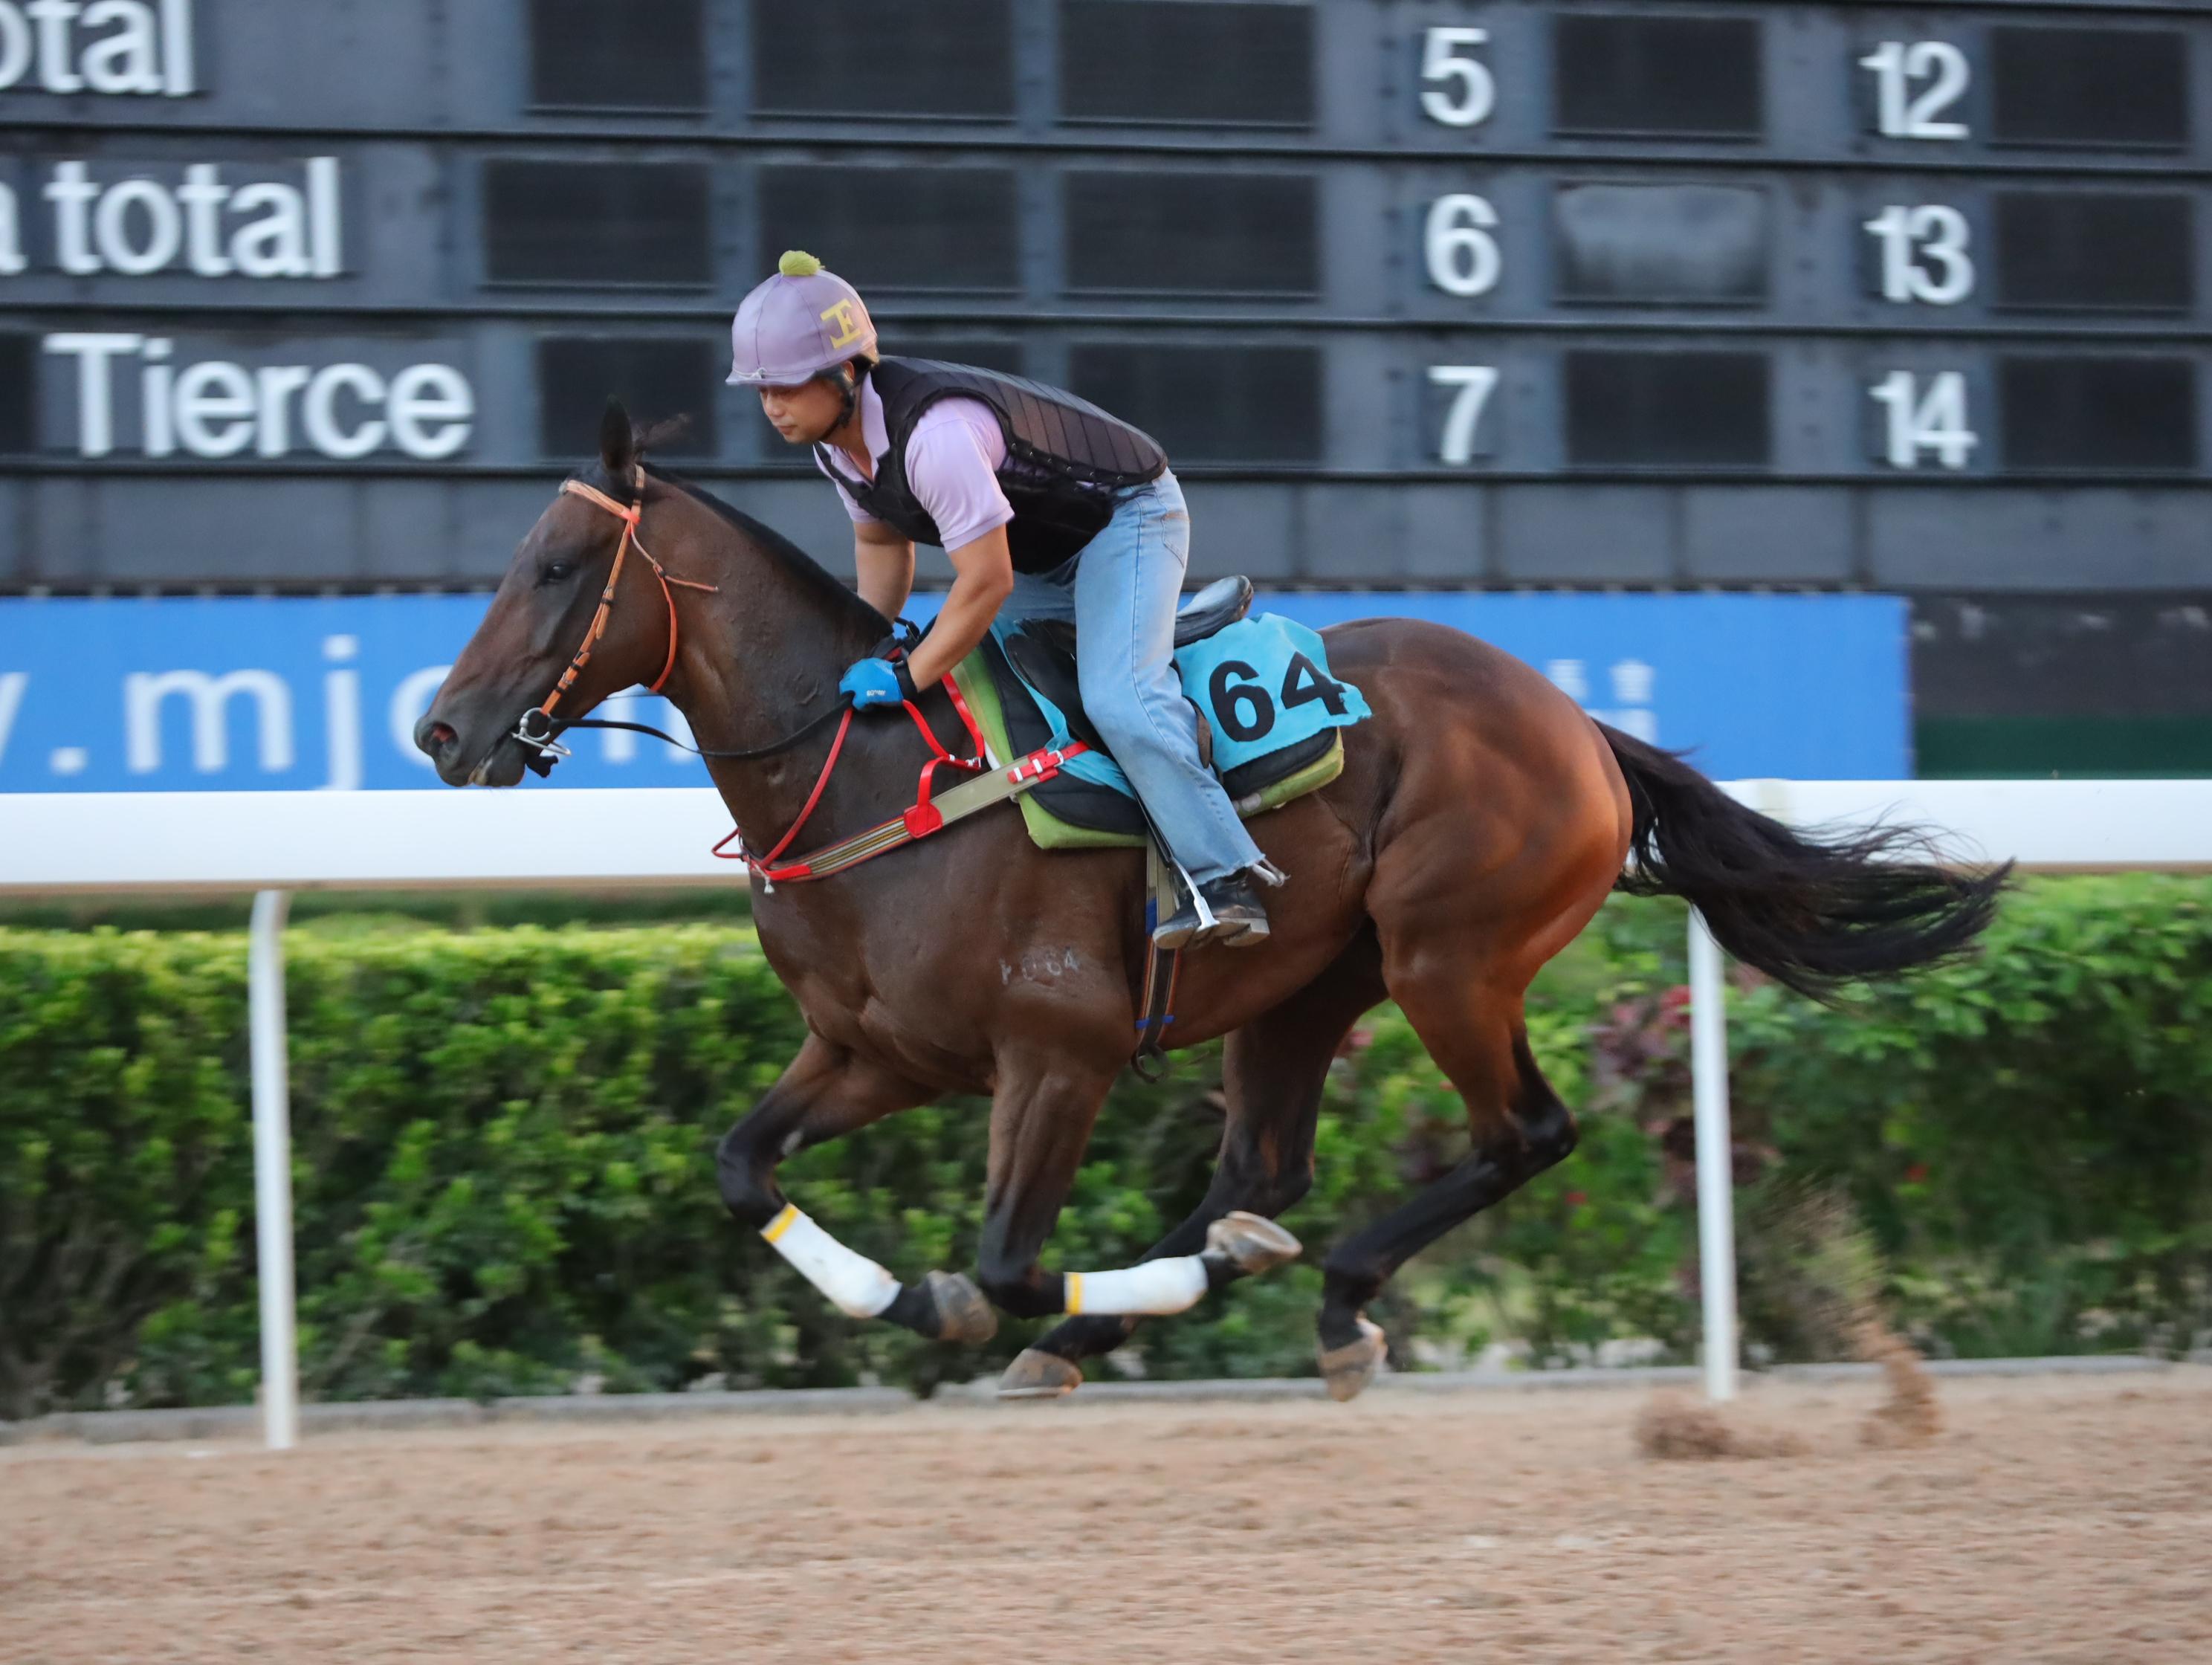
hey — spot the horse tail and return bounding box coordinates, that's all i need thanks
[1599,725,2009,1002]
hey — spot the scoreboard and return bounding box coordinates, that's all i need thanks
[3,0,2212,593]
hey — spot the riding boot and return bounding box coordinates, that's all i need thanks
[1153,870,1272,950]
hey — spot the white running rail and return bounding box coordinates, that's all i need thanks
[5,780,2211,1435]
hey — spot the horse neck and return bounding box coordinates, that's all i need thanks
[650,499,907,851]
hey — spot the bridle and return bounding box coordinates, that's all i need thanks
[506,465,882,777]
[501,462,1002,887]
[490,459,1098,896]
[508,463,720,760]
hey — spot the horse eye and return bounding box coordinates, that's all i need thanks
[539,560,575,586]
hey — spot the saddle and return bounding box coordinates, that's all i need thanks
[946,576,1368,851]
[1003,575,1256,761]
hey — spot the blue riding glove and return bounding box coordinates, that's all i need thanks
[839,656,919,709]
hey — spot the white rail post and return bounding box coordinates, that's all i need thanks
[248,889,299,1451]
[1687,907,1739,1402]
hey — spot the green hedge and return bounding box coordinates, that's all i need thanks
[3,878,2208,1418]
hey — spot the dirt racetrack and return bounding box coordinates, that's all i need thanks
[8,1369,2210,1664]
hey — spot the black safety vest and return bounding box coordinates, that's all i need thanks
[818,358,1168,575]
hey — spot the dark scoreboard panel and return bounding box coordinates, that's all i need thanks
[4,0,2212,591]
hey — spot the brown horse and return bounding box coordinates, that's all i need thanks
[418,409,2002,1400]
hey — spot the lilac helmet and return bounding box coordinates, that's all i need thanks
[726,250,879,387]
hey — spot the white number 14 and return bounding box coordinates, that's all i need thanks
[1870,371,1976,470]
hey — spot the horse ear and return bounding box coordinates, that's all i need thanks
[598,398,636,478]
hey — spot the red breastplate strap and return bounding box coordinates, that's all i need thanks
[714,667,1083,888]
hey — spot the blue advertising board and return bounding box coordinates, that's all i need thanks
[0,591,1907,794]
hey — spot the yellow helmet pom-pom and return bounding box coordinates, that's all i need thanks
[777,249,824,279]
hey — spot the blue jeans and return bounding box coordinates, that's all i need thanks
[1000,471,1264,885]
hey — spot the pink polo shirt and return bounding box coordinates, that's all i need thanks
[815,375,1015,552]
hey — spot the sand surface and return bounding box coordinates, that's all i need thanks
[7,1370,2210,1663]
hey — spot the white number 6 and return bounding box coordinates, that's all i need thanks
[1424,194,1501,297]
[1420,27,1495,129]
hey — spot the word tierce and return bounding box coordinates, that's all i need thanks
[43,334,474,461]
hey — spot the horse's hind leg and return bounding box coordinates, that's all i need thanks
[1317,1000,1577,1401]
[1002,937,1388,1398]
[717,1036,997,1345]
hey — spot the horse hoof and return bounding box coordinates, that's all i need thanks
[1205,1210,1302,1276]
[1318,1316,1387,1403]
[924,1270,998,1345]
[997,1348,1082,1400]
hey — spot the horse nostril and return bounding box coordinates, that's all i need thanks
[416,717,458,757]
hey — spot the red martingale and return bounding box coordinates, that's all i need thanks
[714,660,1084,889]
[710,707,859,880]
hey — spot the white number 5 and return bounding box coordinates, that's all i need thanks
[1429,365,1498,464]
[1420,28,1495,129]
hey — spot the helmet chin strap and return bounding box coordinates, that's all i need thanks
[830,361,861,428]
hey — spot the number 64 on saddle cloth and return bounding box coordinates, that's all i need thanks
[951,612,1374,853]
[1174,615,1374,776]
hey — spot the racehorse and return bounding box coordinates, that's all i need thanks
[417,407,2004,1400]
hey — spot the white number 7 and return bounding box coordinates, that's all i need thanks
[1428,365,1498,464]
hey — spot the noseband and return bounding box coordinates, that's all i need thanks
[511,463,719,757]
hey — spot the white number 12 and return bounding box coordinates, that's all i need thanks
[1860,41,1970,140]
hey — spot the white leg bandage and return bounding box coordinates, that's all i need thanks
[761,1205,900,1319]
[1064,1255,1209,1317]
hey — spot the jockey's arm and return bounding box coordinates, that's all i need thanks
[853,520,915,621]
[905,526,1015,691]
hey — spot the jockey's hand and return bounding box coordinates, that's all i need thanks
[839,656,918,709]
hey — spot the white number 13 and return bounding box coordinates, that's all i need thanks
[1865,205,1973,305]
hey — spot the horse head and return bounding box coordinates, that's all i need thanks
[416,401,694,786]
[417,399,886,789]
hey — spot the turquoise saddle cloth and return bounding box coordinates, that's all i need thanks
[975,612,1371,838]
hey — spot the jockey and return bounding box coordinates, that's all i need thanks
[726,250,1276,948]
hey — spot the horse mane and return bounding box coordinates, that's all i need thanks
[575,455,886,637]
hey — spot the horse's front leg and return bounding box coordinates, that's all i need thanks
[999,945,1384,1397]
[974,1045,1301,1364]
[716,1036,997,1344]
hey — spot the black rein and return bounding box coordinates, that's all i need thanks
[540,701,849,766]
[517,620,922,777]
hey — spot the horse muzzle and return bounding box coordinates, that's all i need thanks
[414,707,534,788]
